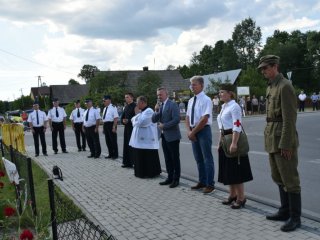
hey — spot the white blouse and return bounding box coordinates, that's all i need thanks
[217,100,242,132]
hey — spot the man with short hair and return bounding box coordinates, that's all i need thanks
[102,95,119,159]
[258,55,301,232]
[152,87,181,188]
[48,98,68,154]
[185,76,215,194]
[298,90,306,112]
[83,98,101,158]
[70,100,86,151]
[28,101,48,157]
[121,93,137,168]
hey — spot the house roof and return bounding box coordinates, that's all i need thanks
[202,69,242,91]
[50,84,89,105]
[30,86,50,99]
[100,70,189,94]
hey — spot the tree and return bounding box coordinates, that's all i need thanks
[232,17,262,69]
[166,65,176,70]
[238,66,266,97]
[68,79,80,85]
[136,72,162,106]
[77,65,100,83]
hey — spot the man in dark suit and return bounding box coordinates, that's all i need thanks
[152,87,181,188]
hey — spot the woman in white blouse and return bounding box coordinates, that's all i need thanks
[217,84,253,209]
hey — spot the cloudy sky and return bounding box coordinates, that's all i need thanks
[0,0,319,101]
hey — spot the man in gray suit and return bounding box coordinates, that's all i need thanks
[152,87,181,188]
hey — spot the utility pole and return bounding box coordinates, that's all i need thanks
[36,76,45,108]
[20,88,24,108]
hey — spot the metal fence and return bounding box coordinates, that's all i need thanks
[48,179,116,240]
[1,140,37,216]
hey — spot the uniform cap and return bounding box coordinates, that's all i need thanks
[219,83,235,92]
[52,98,59,102]
[103,95,111,100]
[33,101,39,105]
[85,98,93,103]
[257,55,280,69]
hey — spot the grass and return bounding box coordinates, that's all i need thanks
[0,152,84,238]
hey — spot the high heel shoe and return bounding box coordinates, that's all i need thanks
[231,198,247,209]
[222,196,237,205]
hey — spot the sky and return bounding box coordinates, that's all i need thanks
[0,0,319,101]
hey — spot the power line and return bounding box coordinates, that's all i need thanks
[0,47,75,75]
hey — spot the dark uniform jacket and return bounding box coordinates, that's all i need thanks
[264,73,299,153]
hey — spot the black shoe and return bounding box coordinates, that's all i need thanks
[266,212,290,221]
[87,155,94,158]
[280,218,301,232]
[35,154,39,157]
[54,151,58,154]
[82,149,86,151]
[121,165,133,168]
[231,198,247,209]
[62,150,68,153]
[43,153,48,156]
[112,156,118,159]
[222,196,237,205]
[78,149,82,152]
[105,155,112,159]
[94,156,100,159]
[159,179,172,185]
[169,181,179,188]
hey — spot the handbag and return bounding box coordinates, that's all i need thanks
[221,122,249,158]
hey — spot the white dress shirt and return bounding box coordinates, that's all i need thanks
[47,107,67,122]
[83,107,101,127]
[217,100,242,133]
[186,91,213,127]
[27,110,47,127]
[102,105,119,122]
[69,107,85,123]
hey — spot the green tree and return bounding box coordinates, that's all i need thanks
[238,66,266,97]
[78,65,100,84]
[166,65,176,70]
[0,101,5,114]
[232,17,262,69]
[68,79,80,85]
[136,72,162,106]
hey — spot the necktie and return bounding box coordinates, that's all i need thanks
[85,109,89,121]
[77,108,80,118]
[191,96,197,126]
[36,110,39,125]
[103,107,108,120]
[56,107,59,117]
[159,103,163,122]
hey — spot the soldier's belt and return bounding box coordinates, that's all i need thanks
[266,117,283,122]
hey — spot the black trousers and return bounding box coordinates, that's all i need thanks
[52,122,66,152]
[33,126,47,155]
[122,124,133,166]
[103,122,118,157]
[84,126,101,157]
[299,101,305,112]
[74,122,86,150]
[161,135,181,182]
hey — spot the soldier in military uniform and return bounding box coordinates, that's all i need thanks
[258,55,301,232]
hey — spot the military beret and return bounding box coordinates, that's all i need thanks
[103,95,111,100]
[257,55,280,69]
[220,83,235,92]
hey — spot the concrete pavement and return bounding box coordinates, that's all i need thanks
[26,146,320,240]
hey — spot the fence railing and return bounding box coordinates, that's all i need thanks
[1,140,37,216]
[48,179,116,240]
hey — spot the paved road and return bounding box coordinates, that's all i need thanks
[24,111,320,219]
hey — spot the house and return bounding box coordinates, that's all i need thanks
[98,68,189,97]
[30,86,50,100]
[50,84,89,106]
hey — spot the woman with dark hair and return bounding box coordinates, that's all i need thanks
[129,96,161,178]
[217,84,253,209]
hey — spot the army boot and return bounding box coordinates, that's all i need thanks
[266,185,290,221]
[280,192,301,232]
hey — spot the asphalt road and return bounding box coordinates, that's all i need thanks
[23,111,320,219]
